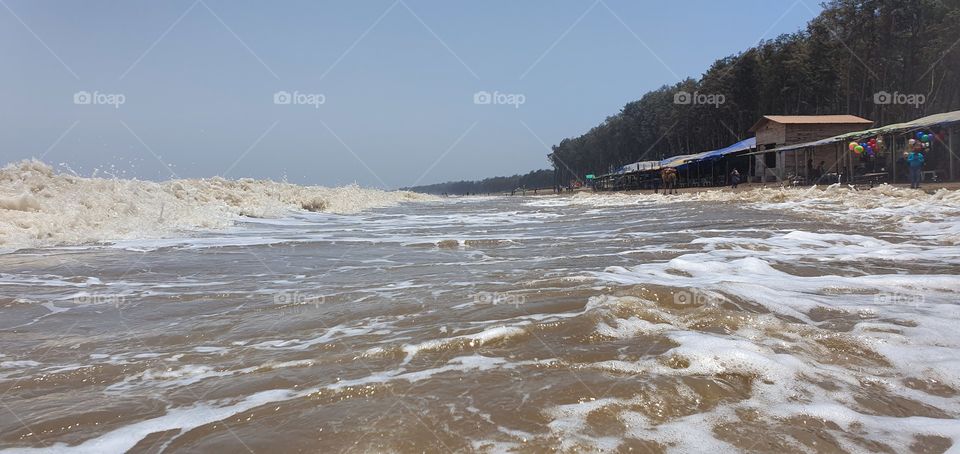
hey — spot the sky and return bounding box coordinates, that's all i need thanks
[0,0,822,188]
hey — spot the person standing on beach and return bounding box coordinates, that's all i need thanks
[907,148,925,189]
[729,168,740,189]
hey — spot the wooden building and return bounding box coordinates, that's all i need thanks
[749,115,873,182]
[751,110,960,186]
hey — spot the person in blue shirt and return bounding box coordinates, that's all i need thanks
[907,148,925,189]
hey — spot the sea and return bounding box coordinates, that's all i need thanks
[2,160,960,453]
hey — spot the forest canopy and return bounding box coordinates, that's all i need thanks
[409,0,960,194]
[549,0,960,182]
[402,169,554,195]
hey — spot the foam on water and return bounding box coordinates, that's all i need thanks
[0,160,436,251]
[1,387,312,454]
[4,355,558,453]
[562,219,960,450]
[4,179,960,451]
[543,184,960,244]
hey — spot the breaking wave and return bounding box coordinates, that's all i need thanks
[0,160,436,251]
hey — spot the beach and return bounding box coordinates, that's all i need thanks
[2,167,960,452]
[5,0,960,451]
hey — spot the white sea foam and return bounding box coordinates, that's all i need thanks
[105,360,314,393]
[1,387,313,454]
[540,185,960,243]
[5,356,542,453]
[0,160,436,251]
[357,323,531,364]
[397,325,529,364]
[574,216,960,451]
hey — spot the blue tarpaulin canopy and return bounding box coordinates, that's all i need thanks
[659,153,700,168]
[659,137,756,170]
[696,137,756,161]
[618,160,662,173]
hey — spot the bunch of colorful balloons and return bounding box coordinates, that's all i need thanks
[912,130,938,149]
[848,137,881,157]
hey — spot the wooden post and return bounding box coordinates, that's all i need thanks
[886,134,892,182]
[842,143,853,182]
[890,135,897,184]
[835,143,839,183]
[950,127,955,181]
[794,149,798,183]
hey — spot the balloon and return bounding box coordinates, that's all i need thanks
[908,138,916,145]
[849,142,857,151]
[855,145,864,153]
[921,134,930,143]
[916,131,925,139]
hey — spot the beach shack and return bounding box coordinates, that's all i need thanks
[663,137,757,187]
[591,138,757,191]
[751,110,960,186]
[749,115,874,182]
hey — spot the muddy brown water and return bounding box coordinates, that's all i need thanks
[1,192,959,453]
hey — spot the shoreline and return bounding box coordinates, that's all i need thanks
[508,181,960,197]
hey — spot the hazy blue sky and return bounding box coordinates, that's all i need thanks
[1,0,821,188]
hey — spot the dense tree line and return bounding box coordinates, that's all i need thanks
[550,0,960,182]
[403,169,554,195]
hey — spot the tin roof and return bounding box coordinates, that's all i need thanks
[749,115,873,132]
